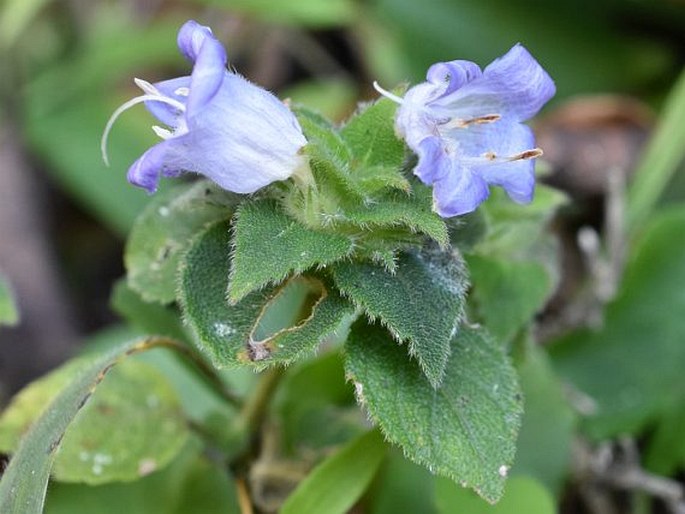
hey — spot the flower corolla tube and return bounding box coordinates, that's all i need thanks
[102,20,308,194]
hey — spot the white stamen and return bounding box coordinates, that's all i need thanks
[134,78,160,96]
[373,81,405,105]
[458,147,543,167]
[101,93,186,166]
[152,125,173,139]
[174,87,190,97]
[440,113,501,130]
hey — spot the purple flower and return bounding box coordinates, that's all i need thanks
[102,20,308,194]
[375,44,555,217]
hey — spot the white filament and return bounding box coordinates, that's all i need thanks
[152,125,173,139]
[373,81,405,104]
[101,91,186,166]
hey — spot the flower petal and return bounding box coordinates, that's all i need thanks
[432,44,555,122]
[432,162,490,217]
[177,20,228,114]
[175,73,307,193]
[144,76,190,126]
[414,136,451,185]
[474,123,536,203]
[127,139,180,193]
[426,60,482,97]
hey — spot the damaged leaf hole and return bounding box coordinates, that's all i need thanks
[246,276,327,361]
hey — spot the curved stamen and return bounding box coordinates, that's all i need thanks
[373,81,405,105]
[101,93,186,166]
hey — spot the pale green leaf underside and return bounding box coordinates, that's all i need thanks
[228,200,355,303]
[345,322,522,503]
[181,222,354,368]
[0,359,188,484]
[340,97,405,170]
[0,337,165,514]
[45,442,240,514]
[467,255,553,343]
[332,249,467,387]
[125,180,237,304]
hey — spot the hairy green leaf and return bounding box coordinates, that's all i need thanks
[343,186,448,247]
[345,322,522,502]
[333,249,467,387]
[180,222,354,368]
[125,180,237,304]
[341,97,405,170]
[477,185,566,258]
[228,200,354,303]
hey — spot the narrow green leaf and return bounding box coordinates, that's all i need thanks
[0,0,51,48]
[628,69,685,230]
[295,107,352,164]
[333,249,467,387]
[0,359,189,484]
[125,180,237,304]
[341,97,405,170]
[228,200,354,303]
[0,273,19,326]
[180,222,354,368]
[281,429,387,514]
[345,322,522,503]
[435,475,555,514]
[0,337,164,514]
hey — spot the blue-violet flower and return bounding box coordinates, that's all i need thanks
[102,20,308,194]
[375,44,555,217]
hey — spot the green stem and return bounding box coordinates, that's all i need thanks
[147,337,243,409]
[239,366,286,433]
